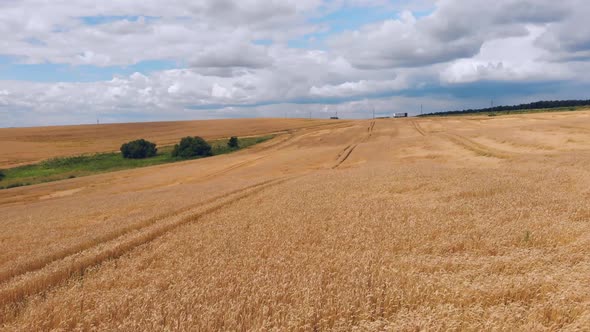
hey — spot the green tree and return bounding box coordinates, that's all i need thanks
[120,139,157,159]
[172,136,212,159]
[227,136,239,149]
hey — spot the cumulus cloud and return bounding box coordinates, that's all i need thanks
[329,0,576,69]
[189,43,273,69]
[440,25,573,84]
[310,78,408,98]
[534,1,590,62]
[0,0,323,67]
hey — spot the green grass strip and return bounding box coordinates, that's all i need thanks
[0,135,274,190]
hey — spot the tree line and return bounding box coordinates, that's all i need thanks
[421,99,590,116]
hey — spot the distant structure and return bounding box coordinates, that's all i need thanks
[330,111,339,120]
[393,112,408,118]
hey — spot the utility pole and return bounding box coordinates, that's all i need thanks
[372,106,375,119]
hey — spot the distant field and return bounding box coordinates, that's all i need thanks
[1,112,590,330]
[0,135,274,189]
[0,118,338,168]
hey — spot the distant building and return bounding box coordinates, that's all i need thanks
[330,116,339,120]
[393,113,408,118]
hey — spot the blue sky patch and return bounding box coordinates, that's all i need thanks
[312,6,398,33]
[0,57,178,82]
[80,15,158,25]
[24,38,47,47]
[288,5,402,49]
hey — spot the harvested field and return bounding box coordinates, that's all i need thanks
[1,112,590,330]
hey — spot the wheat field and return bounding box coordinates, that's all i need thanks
[0,118,337,168]
[1,112,590,331]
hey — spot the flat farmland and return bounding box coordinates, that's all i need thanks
[1,112,590,330]
[0,118,337,168]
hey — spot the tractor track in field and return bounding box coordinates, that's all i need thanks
[204,124,356,178]
[560,125,590,133]
[199,156,268,181]
[255,122,355,154]
[332,121,375,169]
[136,124,356,189]
[336,145,352,159]
[200,130,312,179]
[440,132,512,159]
[332,145,359,169]
[367,121,376,138]
[412,120,426,136]
[0,176,288,286]
[0,175,301,324]
[391,121,400,138]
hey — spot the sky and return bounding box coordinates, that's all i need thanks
[1,0,590,127]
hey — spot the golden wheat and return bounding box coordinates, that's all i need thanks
[1,112,590,330]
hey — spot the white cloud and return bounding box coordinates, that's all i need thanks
[310,78,408,98]
[0,0,324,67]
[328,0,578,69]
[440,25,573,84]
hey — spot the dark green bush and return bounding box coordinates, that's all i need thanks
[120,139,157,159]
[0,170,5,181]
[228,136,239,149]
[6,182,29,189]
[171,136,212,159]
